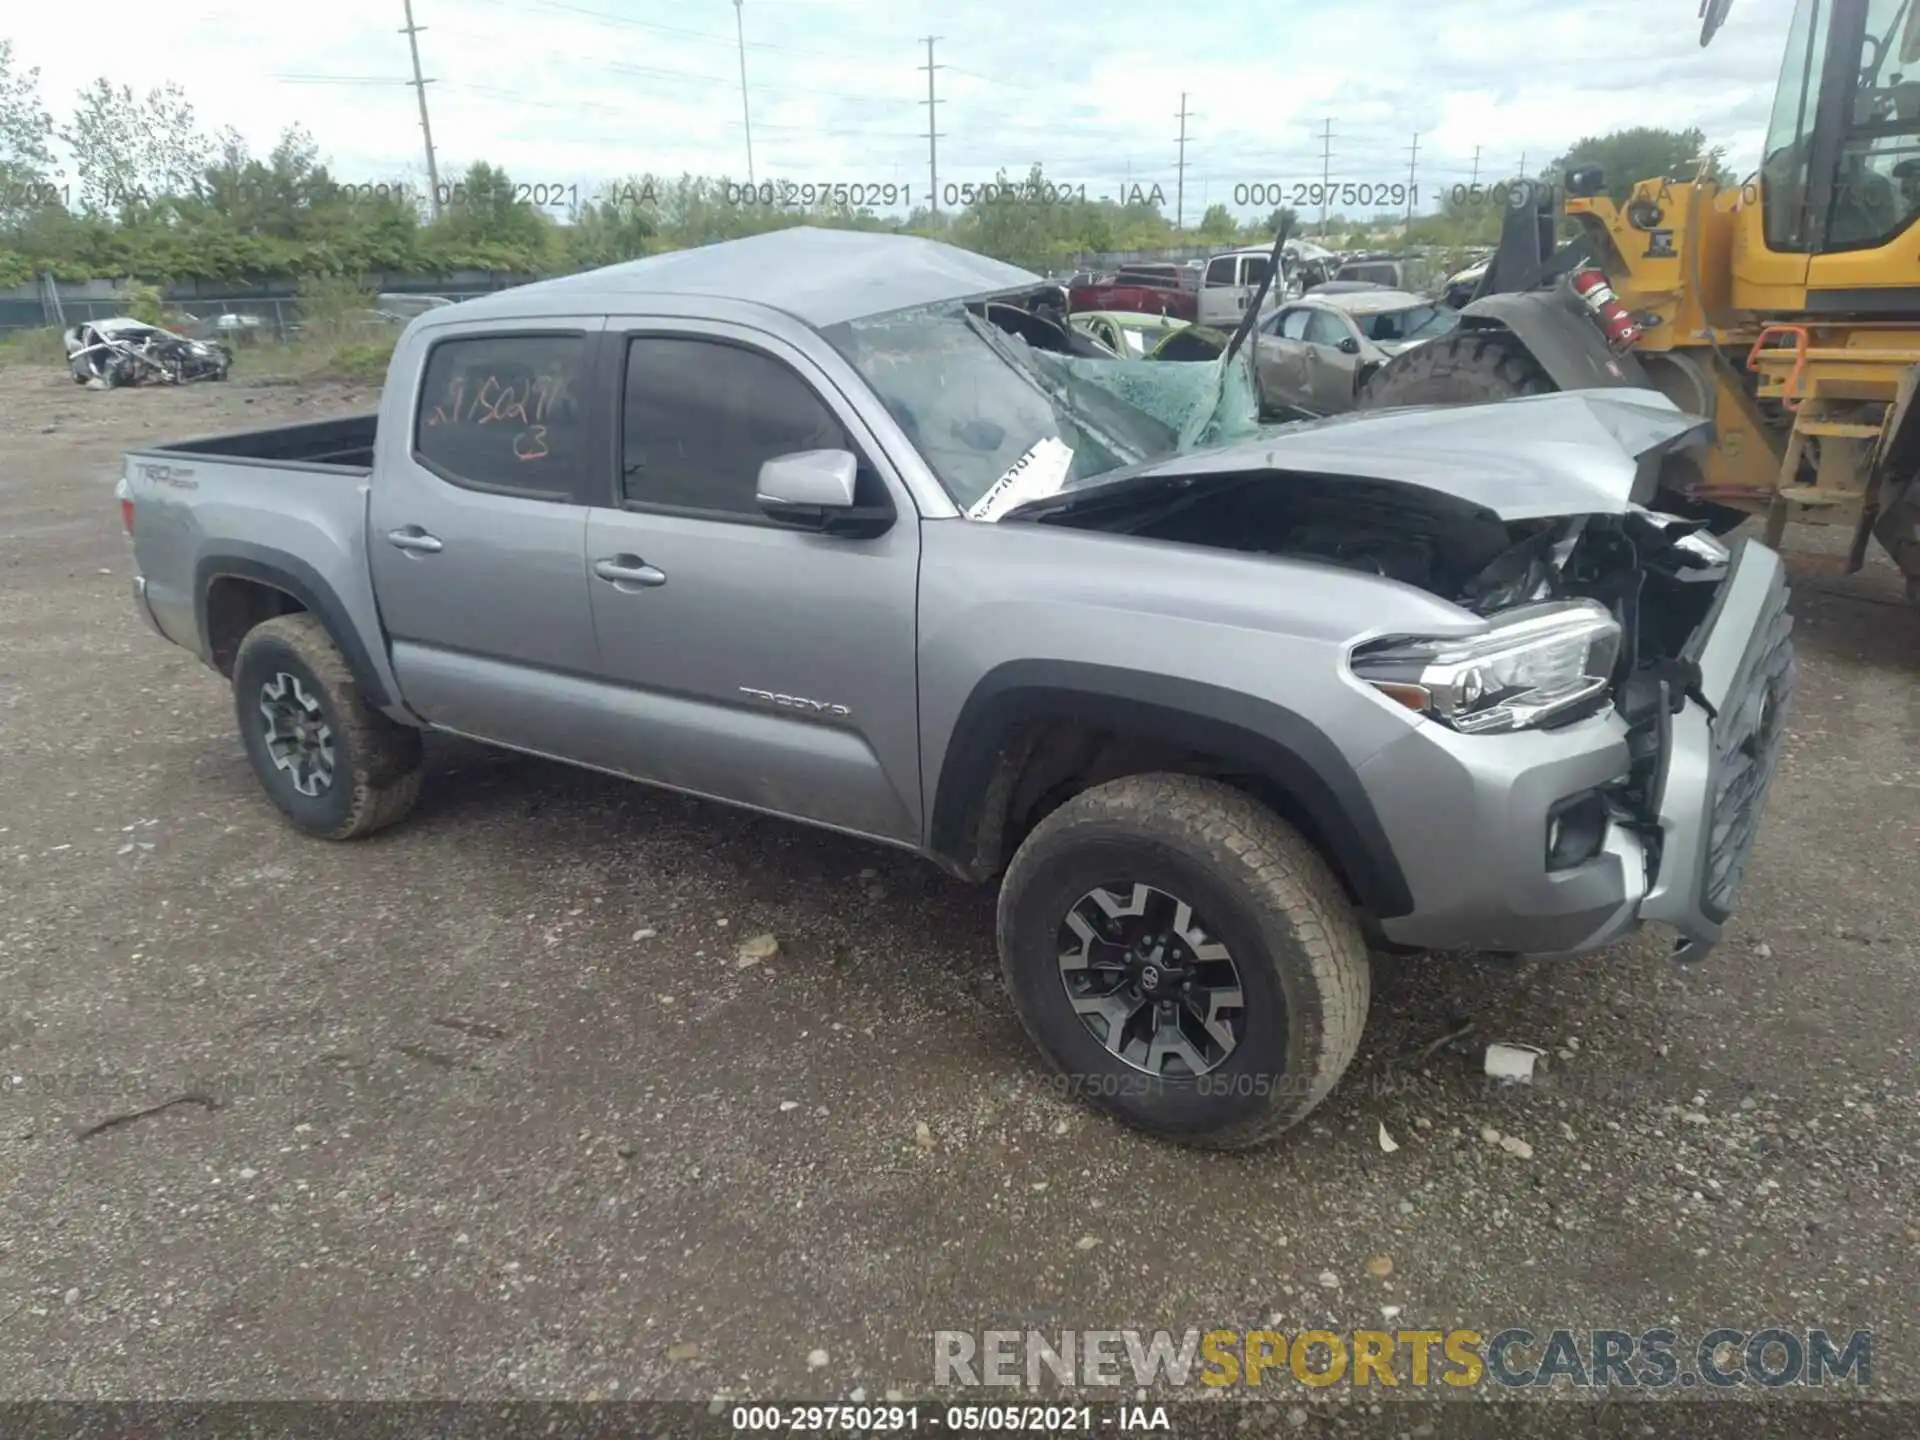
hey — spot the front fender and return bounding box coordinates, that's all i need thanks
[926,659,1416,920]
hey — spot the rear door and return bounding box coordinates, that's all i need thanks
[580,321,923,844]
[1238,253,1274,320]
[367,317,608,745]
[1198,254,1242,327]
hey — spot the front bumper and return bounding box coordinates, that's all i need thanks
[1361,538,1794,958]
[1637,539,1796,957]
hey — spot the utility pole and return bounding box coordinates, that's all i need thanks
[1173,93,1192,230]
[399,0,442,220]
[1317,118,1334,235]
[1404,132,1419,231]
[733,0,755,186]
[1470,144,1481,187]
[919,37,943,220]
[1518,150,1528,180]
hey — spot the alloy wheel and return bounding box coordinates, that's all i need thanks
[259,671,335,797]
[1056,882,1246,1078]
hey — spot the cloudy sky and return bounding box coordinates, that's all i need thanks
[9,0,1799,219]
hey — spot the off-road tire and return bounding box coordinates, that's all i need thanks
[232,613,423,840]
[1355,329,1555,411]
[996,773,1370,1149]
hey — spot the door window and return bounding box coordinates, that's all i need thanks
[414,333,588,500]
[1303,310,1352,347]
[1204,256,1238,286]
[1240,256,1272,287]
[1762,0,1837,250]
[1278,309,1312,340]
[1821,0,1920,250]
[621,336,854,520]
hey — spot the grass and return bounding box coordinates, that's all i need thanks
[0,326,70,369]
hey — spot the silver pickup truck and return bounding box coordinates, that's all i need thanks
[118,227,1795,1148]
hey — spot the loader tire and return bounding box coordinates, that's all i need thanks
[1355,329,1555,411]
[996,773,1370,1150]
[232,613,423,841]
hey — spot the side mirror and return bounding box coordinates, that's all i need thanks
[1338,336,1361,355]
[755,449,894,539]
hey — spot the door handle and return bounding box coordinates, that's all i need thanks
[593,554,667,588]
[387,526,443,554]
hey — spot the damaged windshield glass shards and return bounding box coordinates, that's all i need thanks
[823,301,1261,516]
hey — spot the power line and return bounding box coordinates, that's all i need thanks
[1316,118,1334,234]
[1173,93,1192,230]
[464,0,889,62]
[399,0,442,220]
[733,0,754,186]
[920,37,943,218]
[1404,132,1419,229]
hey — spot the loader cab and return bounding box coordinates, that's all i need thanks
[1741,0,1920,310]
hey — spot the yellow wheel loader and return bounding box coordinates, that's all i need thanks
[1361,0,1920,606]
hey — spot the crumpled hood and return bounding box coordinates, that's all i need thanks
[1045,388,1710,522]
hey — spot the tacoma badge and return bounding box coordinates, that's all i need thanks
[738,686,851,718]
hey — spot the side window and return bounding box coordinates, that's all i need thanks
[1304,310,1352,347]
[1241,256,1271,287]
[415,333,587,499]
[622,336,853,519]
[1278,309,1312,340]
[1204,256,1238,286]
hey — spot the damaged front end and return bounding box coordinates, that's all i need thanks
[1014,389,1797,959]
[64,317,233,389]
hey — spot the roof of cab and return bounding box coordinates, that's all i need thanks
[438,227,1042,330]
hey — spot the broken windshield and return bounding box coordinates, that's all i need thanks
[822,302,1260,514]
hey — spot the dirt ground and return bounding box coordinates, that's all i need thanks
[0,356,1916,1421]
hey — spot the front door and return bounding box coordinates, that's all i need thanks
[580,322,924,844]
[1255,308,1313,412]
[1301,309,1362,414]
[366,317,607,745]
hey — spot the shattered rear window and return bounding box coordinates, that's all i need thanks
[822,303,1261,515]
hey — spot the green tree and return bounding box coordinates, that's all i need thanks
[1551,126,1730,202]
[1197,202,1237,242]
[0,39,57,228]
[62,77,210,216]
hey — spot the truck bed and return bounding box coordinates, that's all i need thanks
[130,412,379,473]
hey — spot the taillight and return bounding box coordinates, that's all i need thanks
[1570,269,1642,350]
[120,497,135,535]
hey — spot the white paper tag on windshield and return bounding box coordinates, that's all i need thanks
[965,436,1075,523]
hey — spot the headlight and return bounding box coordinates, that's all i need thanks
[1349,599,1621,734]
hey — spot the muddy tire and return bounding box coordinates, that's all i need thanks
[1356,328,1555,411]
[996,773,1370,1149]
[231,613,423,840]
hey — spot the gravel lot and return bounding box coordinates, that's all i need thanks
[0,359,1916,1419]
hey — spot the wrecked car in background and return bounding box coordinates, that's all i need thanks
[115,226,1794,1149]
[1254,291,1460,417]
[64,317,233,389]
[1069,310,1191,360]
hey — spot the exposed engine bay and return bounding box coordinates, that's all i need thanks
[64,317,233,389]
[1036,466,1728,729]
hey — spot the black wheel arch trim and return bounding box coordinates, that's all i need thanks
[929,659,1414,919]
[193,545,395,711]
